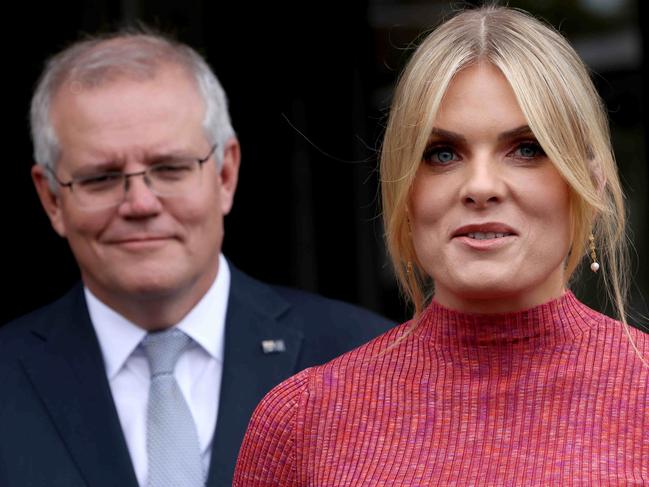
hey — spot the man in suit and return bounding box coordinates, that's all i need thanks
[0,32,391,487]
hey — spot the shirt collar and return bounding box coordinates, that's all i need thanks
[176,255,229,362]
[86,254,230,380]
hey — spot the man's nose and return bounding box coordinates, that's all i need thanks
[117,172,162,216]
[459,157,507,208]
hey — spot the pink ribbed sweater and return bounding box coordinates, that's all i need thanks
[234,292,648,485]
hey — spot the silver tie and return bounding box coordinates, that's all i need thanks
[142,329,204,487]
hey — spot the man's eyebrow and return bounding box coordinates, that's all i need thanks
[147,150,197,163]
[68,151,194,174]
[69,159,122,176]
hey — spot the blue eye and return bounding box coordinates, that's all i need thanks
[512,142,545,159]
[423,146,459,165]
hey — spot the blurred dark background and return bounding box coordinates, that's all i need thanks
[3,0,648,327]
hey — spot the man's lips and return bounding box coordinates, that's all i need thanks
[105,235,176,245]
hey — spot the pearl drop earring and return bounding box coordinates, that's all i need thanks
[589,234,600,272]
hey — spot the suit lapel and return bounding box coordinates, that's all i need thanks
[19,286,138,487]
[206,267,304,487]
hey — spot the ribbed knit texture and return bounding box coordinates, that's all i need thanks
[234,292,648,486]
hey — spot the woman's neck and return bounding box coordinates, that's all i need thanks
[419,290,598,354]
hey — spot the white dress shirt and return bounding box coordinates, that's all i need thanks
[87,254,230,487]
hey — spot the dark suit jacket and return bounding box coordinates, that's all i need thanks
[0,265,392,486]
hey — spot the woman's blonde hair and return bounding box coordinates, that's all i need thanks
[381,5,628,322]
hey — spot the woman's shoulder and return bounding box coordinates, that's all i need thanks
[234,320,420,482]
[314,318,419,371]
[234,368,312,485]
[604,317,649,365]
[252,319,418,412]
[583,302,649,343]
[576,300,649,371]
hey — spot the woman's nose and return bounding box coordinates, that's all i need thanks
[459,157,506,208]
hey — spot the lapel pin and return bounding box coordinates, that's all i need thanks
[261,339,286,354]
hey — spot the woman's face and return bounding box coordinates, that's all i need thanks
[409,62,572,313]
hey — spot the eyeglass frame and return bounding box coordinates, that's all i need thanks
[45,144,218,208]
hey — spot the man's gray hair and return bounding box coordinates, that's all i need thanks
[30,29,235,180]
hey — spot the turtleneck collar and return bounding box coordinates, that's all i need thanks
[417,291,600,354]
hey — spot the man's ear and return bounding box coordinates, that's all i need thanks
[218,137,241,216]
[31,164,67,237]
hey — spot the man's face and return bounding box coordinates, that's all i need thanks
[32,65,239,324]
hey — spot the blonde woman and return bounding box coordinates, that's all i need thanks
[234,6,648,485]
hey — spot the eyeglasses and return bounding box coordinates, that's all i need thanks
[47,144,217,210]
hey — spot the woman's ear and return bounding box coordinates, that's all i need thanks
[589,159,606,196]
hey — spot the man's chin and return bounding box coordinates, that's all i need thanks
[85,271,188,302]
[117,277,187,300]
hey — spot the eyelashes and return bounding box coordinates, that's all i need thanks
[422,140,547,167]
[510,141,546,159]
[422,145,459,165]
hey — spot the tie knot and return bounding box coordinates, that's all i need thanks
[142,329,191,377]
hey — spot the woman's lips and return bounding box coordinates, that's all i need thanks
[452,222,517,237]
[464,231,511,240]
[451,223,517,250]
[454,234,517,250]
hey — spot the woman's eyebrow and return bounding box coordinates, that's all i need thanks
[429,127,466,143]
[498,125,534,141]
[429,125,533,143]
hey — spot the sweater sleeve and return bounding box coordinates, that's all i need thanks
[233,368,311,487]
